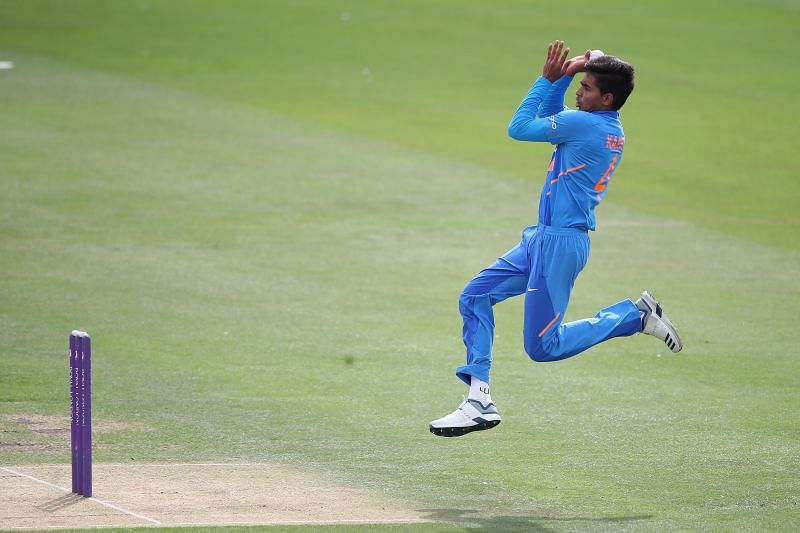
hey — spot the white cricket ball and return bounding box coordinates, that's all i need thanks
[589,50,604,61]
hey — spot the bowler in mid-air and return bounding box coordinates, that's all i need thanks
[430,40,682,438]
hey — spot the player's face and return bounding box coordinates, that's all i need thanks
[576,74,610,112]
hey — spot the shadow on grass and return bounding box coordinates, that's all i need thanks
[419,508,653,531]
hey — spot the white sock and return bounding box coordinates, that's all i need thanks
[468,377,492,404]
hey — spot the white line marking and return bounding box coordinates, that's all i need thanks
[88,496,161,525]
[0,467,67,493]
[0,466,162,525]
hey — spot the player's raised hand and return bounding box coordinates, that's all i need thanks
[565,49,592,76]
[542,40,570,82]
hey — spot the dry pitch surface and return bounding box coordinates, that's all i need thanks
[1,463,428,529]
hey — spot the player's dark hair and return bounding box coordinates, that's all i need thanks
[585,55,635,110]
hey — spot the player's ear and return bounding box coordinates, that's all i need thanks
[601,92,614,109]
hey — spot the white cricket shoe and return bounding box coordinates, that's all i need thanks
[636,291,683,353]
[429,398,501,437]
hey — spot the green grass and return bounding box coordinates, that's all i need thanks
[0,0,798,250]
[1,2,799,532]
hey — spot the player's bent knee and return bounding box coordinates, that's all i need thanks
[459,289,490,310]
[524,336,559,362]
[458,291,474,311]
[524,338,548,362]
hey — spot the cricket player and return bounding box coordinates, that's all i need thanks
[430,40,682,437]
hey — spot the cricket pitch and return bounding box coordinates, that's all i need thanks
[1,463,428,529]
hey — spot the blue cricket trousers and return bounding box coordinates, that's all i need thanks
[455,225,642,384]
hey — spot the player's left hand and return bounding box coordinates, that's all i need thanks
[565,50,592,76]
[542,40,570,82]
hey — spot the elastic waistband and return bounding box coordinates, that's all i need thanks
[536,224,588,236]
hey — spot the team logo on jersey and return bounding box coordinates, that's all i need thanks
[549,116,557,130]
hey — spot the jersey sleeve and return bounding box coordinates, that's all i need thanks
[507,76,553,142]
[537,75,572,118]
[545,110,590,145]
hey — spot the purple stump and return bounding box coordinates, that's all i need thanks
[70,330,92,497]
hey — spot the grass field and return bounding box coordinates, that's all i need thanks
[1,1,799,531]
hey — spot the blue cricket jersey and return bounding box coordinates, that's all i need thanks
[508,76,626,231]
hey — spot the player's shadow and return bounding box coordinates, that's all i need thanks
[419,508,653,531]
[38,492,86,512]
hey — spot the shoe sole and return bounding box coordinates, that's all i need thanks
[429,419,500,437]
